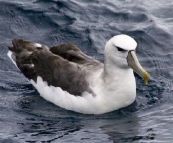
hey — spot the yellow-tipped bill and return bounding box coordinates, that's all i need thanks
[127,50,149,84]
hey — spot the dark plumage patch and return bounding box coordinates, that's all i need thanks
[8,39,103,96]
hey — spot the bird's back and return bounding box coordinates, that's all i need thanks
[8,39,103,95]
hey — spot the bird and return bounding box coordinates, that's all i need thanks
[7,34,148,114]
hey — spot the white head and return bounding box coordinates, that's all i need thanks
[110,34,137,50]
[105,34,137,59]
[104,34,148,84]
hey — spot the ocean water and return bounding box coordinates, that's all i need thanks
[0,0,173,142]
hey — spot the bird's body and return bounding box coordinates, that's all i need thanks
[7,35,148,114]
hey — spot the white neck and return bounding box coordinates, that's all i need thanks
[88,42,136,112]
[103,42,131,83]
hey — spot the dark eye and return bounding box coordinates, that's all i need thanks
[36,47,43,50]
[117,47,126,52]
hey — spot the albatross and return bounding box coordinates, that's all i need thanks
[7,34,148,114]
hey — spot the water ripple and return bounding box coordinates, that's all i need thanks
[1,0,173,142]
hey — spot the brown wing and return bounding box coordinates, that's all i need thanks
[50,44,96,64]
[8,39,96,95]
[31,49,94,95]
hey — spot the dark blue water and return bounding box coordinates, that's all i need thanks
[1,0,173,142]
